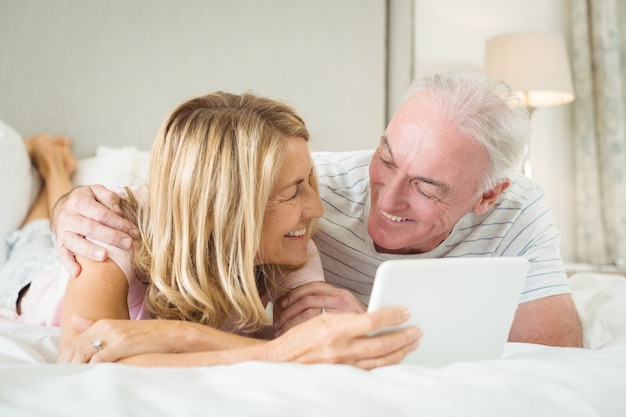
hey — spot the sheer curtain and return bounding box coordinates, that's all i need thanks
[570,0,626,266]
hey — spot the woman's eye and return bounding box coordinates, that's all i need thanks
[288,186,301,200]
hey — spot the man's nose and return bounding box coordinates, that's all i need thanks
[379,174,408,208]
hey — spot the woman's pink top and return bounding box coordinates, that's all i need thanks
[9,187,324,328]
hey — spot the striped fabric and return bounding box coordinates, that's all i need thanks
[312,150,571,305]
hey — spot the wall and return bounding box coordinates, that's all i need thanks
[412,0,575,261]
[0,0,576,260]
[0,0,387,157]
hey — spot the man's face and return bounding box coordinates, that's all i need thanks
[367,92,491,254]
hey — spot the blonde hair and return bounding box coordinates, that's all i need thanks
[121,92,317,332]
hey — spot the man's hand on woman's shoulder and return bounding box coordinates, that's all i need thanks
[52,184,138,277]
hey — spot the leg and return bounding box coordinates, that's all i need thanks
[22,134,77,225]
[7,134,77,314]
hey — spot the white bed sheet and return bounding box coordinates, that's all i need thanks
[1,272,625,417]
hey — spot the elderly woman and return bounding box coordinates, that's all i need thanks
[0,92,420,369]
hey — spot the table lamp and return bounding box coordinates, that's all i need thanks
[484,32,575,177]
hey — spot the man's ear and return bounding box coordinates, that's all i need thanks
[472,180,510,215]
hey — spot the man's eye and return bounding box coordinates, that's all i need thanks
[417,188,433,199]
[414,184,439,202]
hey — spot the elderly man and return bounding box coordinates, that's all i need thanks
[52,68,582,347]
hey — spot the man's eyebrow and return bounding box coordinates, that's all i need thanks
[380,135,393,158]
[380,135,450,194]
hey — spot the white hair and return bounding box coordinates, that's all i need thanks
[406,67,530,192]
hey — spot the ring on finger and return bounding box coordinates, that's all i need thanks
[92,338,103,352]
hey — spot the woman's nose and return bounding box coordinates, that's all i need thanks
[304,191,324,219]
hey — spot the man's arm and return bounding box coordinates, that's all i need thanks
[51,184,138,277]
[508,294,582,347]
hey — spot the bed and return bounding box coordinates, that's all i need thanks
[1,125,626,416]
[0,272,625,416]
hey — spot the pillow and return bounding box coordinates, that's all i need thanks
[72,145,150,190]
[0,120,41,267]
[130,148,151,181]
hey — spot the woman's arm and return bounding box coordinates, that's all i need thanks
[58,255,131,360]
[59,317,265,364]
[59,306,420,369]
[113,308,421,370]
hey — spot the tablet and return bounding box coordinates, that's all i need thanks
[367,257,529,367]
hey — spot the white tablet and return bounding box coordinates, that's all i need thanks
[367,257,529,367]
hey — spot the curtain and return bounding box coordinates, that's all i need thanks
[570,0,626,266]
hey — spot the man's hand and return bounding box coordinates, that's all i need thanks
[52,184,138,277]
[273,281,367,336]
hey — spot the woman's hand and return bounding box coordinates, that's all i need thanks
[51,185,139,277]
[57,316,179,364]
[266,307,421,370]
[56,315,265,364]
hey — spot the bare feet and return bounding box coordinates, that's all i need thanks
[25,133,77,179]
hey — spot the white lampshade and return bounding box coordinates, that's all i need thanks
[484,32,575,109]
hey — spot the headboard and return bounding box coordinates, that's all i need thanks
[0,0,396,158]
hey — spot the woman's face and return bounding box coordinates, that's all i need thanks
[259,137,323,265]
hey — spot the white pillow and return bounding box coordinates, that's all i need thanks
[72,145,150,190]
[0,120,41,267]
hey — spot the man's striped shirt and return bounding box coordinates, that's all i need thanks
[312,150,570,305]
